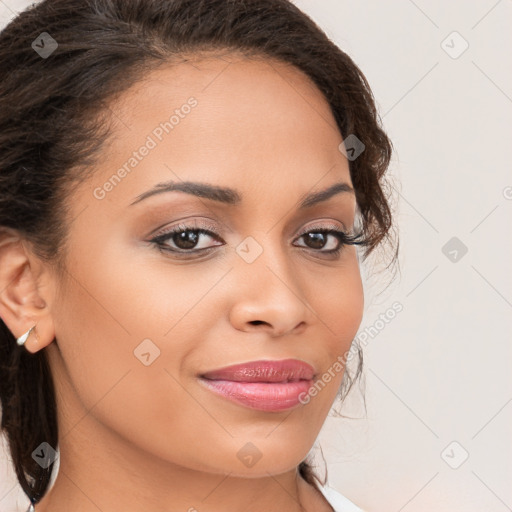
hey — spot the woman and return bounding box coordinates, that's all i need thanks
[0,0,397,510]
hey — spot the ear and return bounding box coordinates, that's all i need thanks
[0,228,56,354]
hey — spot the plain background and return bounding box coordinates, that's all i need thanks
[1,1,511,511]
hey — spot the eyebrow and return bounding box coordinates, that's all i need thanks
[129,180,354,209]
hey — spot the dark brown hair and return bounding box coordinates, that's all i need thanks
[0,0,398,506]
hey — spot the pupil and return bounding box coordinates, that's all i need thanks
[174,230,199,249]
[307,232,326,249]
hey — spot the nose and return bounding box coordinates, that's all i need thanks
[228,239,313,337]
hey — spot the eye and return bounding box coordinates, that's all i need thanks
[296,229,343,252]
[148,221,366,259]
[149,222,224,255]
[294,225,364,256]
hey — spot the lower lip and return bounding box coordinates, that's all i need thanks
[199,378,313,412]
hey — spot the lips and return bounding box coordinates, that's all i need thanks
[198,359,316,412]
[200,358,316,383]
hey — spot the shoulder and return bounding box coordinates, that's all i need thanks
[316,483,366,512]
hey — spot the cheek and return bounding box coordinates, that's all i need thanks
[51,265,214,462]
[50,275,138,411]
[302,254,364,406]
[312,254,364,355]
[50,240,229,436]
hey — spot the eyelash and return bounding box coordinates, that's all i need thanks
[149,221,366,259]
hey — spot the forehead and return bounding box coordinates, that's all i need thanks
[116,52,334,121]
[81,52,352,213]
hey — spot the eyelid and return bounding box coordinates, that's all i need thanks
[149,218,221,239]
[295,220,348,237]
[149,218,349,241]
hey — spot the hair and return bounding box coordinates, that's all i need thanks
[0,0,398,506]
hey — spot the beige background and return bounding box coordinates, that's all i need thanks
[1,1,511,511]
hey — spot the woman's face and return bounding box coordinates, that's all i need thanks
[44,53,364,478]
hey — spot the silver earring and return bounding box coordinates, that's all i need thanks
[26,502,35,512]
[17,325,36,346]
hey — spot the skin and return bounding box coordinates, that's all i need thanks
[0,52,364,511]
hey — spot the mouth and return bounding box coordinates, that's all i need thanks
[198,359,316,412]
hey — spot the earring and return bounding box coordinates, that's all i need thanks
[17,325,36,346]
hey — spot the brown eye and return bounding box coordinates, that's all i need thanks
[302,232,333,250]
[171,230,201,250]
[295,229,347,253]
[150,226,224,253]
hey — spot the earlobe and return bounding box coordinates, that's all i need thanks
[0,229,56,353]
[17,315,55,354]
[16,325,36,345]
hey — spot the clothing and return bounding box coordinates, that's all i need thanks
[317,483,364,512]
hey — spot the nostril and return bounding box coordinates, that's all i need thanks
[249,320,265,326]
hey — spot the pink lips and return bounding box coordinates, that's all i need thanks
[199,359,315,412]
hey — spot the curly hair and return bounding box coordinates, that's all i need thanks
[0,0,398,505]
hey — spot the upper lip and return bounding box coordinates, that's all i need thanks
[200,359,315,383]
